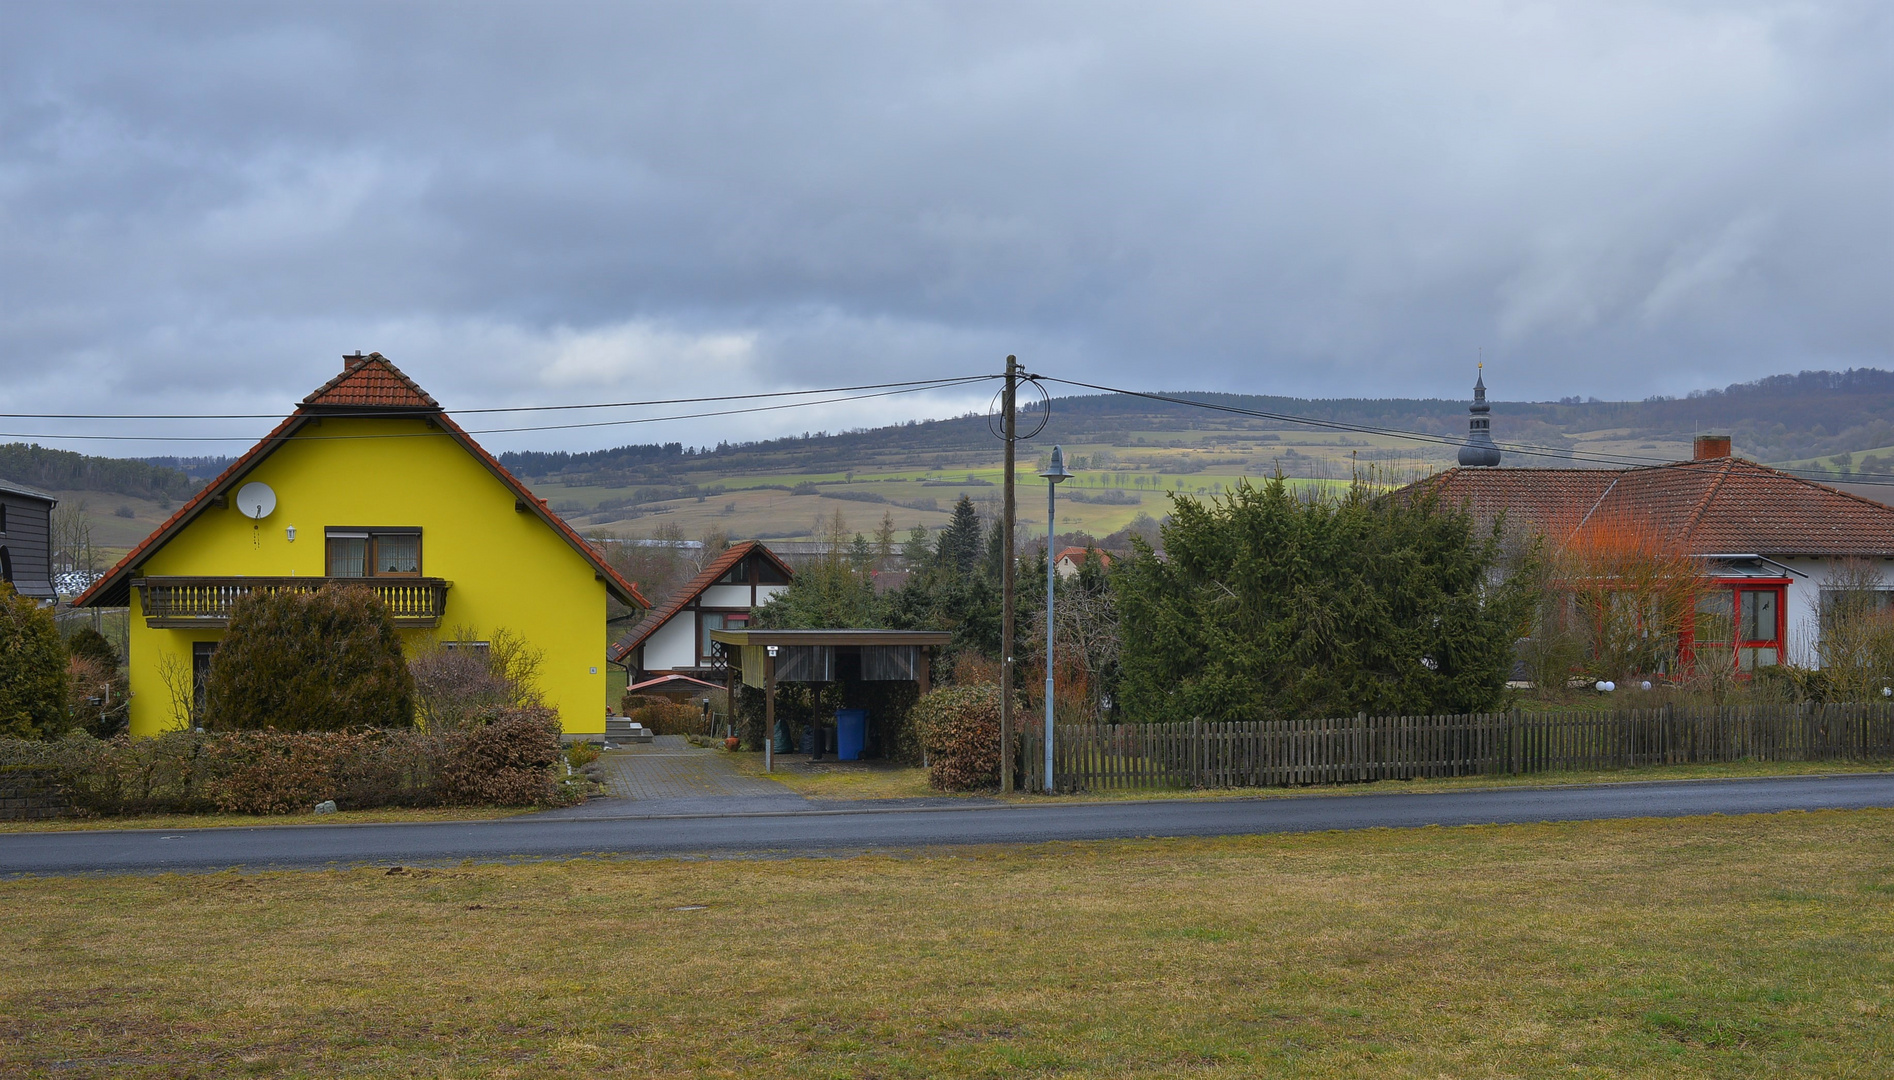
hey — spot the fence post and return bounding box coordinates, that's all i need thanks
[1191,716,1201,788]
[1355,711,1366,782]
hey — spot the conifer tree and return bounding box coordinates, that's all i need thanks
[1114,478,1530,722]
[935,495,983,578]
[0,585,70,739]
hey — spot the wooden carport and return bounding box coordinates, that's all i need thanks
[708,628,952,771]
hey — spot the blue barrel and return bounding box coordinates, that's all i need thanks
[835,709,867,761]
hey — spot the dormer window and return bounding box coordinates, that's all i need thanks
[326,528,423,577]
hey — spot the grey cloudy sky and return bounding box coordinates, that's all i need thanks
[2,1,1888,454]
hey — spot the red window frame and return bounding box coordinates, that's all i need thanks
[1681,578,1788,673]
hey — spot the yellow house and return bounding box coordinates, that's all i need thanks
[76,353,648,737]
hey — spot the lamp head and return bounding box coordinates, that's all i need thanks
[1039,445,1073,485]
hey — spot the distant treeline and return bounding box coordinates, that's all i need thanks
[498,442,691,477]
[494,368,1894,482]
[138,455,235,481]
[0,443,195,501]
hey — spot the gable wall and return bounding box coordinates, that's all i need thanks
[634,580,789,675]
[644,615,701,673]
[126,416,609,734]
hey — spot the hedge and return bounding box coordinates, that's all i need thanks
[913,684,1002,791]
[0,705,573,816]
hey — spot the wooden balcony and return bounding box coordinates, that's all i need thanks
[133,576,451,628]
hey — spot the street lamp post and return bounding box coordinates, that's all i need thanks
[1038,445,1072,793]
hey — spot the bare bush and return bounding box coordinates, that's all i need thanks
[409,626,545,732]
[1813,559,1894,701]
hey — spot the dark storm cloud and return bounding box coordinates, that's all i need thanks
[1,1,1888,452]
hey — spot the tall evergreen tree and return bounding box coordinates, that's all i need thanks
[936,495,983,578]
[1114,478,1531,723]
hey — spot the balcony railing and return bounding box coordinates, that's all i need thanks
[133,576,451,628]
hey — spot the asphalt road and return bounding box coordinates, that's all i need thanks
[6,773,1893,876]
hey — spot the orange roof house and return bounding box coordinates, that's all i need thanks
[1408,435,1894,672]
[1053,546,1115,580]
[79,352,647,736]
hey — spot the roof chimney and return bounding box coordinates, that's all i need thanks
[1693,435,1731,461]
[343,351,365,375]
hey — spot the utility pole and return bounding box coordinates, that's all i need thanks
[999,355,1019,793]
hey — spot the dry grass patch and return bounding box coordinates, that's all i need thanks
[733,753,940,800]
[1010,758,1894,803]
[3,812,1893,1077]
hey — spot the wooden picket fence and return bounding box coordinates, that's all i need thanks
[1012,704,1894,793]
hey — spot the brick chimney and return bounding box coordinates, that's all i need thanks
[1693,435,1731,461]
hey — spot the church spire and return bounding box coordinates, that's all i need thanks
[1457,363,1503,467]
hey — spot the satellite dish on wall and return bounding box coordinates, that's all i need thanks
[235,482,277,520]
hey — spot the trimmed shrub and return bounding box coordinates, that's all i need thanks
[434,706,565,806]
[619,693,705,736]
[205,584,415,731]
[913,684,1002,791]
[199,731,361,815]
[0,584,69,740]
[0,717,576,816]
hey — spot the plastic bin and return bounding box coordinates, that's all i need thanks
[835,709,867,761]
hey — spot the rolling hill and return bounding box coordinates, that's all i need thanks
[7,367,1893,560]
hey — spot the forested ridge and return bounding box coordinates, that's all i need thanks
[9,368,1890,496]
[0,444,195,501]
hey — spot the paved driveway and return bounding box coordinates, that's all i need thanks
[539,735,811,817]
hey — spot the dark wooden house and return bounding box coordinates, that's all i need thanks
[0,478,57,602]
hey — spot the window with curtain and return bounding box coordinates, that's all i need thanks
[325,529,422,577]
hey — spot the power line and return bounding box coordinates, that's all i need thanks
[0,375,997,421]
[0,377,1000,444]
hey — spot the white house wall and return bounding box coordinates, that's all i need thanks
[645,614,701,671]
[1775,556,1894,668]
[699,584,757,607]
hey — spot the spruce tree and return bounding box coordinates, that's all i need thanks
[936,495,983,578]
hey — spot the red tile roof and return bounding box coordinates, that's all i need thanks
[1413,459,1894,556]
[303,353,440,409]
[1055,546,1114,566]
[75,354,648,610]
[609,541,795,662]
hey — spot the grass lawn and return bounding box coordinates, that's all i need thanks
[1022,758,1894,802]
[731,753,941,800]
[734,752,1894,804]
[0,805,536,834]
[5,811,1892,1077]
